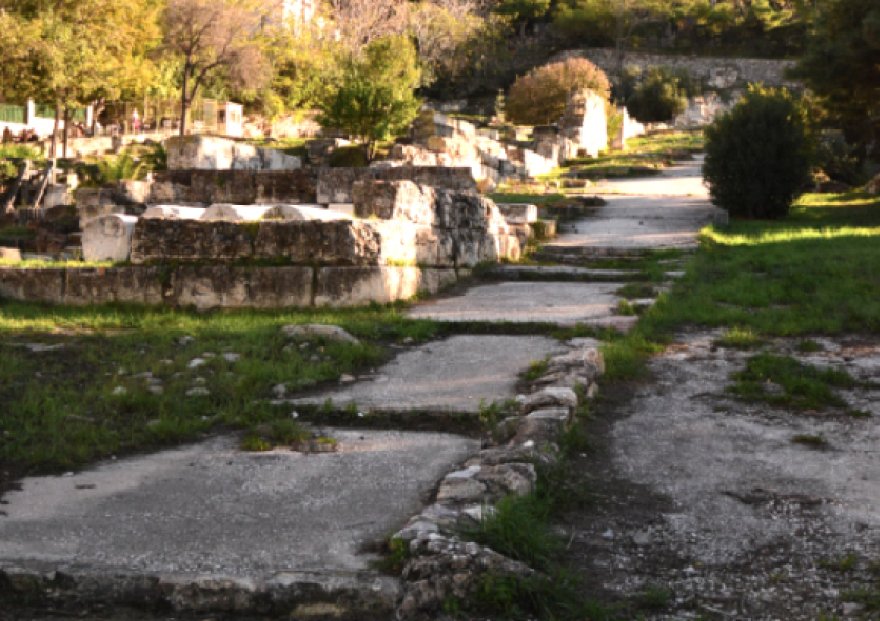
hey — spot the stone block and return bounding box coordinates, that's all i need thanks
[0,247,22,262]
[352,180,436,224]
[171,265,313,309]
[142,205,206,220]
[165,136,301,170]
[313,266,453,306]
[496,204,538,225]
[77,204,131,229]
[64,267,164,306]
[328,203,355,217]
[254,220,383,265]
[317,168,375,205]
[130,219,255,264]
[201,204,276,221]
[82,215,138,262]
[0,267,65,303]
[149,170,318,206]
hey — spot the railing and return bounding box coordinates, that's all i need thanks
[0,103,25,124]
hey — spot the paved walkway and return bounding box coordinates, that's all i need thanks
[542,157,720,257]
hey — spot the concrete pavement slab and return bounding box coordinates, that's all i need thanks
[292,335,568,413]
[0,430,479,614]
[406,282,624,326]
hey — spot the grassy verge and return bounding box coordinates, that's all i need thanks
[598,191,880,380]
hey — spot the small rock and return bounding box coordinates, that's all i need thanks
[632,530,652,546]
[273,384,287,397]
[188,358,206,369]
[222,353,240,363]
[112,386,127,396]
[186,387,210,397]
[602,529,614,539]
[402,337,415,345]
[178,336,195,345]
[446,465,481,480]
[437,478,487,503]
[339,374,356,384]
[281,324,360,344]
[202,352,216,359]
[193,377,206,385]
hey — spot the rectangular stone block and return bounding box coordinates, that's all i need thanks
[496,203,538,225]
[171,265,313,309]
[254,220,382,265]
[166,135,301,170]
[149,170,318,205]
[82,215,138,262]
[64,267,164,306]
[0,267,65,303]
[313,267,456,307]
[130,219,255,264]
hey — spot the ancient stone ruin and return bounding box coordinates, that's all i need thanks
[1,166,522,309]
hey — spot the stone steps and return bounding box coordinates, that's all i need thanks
[484,264,645,282]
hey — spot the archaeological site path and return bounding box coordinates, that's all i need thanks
[5,157,877,621]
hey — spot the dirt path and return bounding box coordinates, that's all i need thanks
[564,333,880,620]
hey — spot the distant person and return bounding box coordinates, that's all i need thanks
[2,127,11,143]
[131,108,141,133]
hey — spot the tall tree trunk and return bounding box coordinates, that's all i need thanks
[180,65,189,138]
[49,104,61,160]
[62,106,69,159]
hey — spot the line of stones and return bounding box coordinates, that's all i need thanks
[393,340,605,618]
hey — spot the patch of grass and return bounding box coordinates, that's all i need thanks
[792,434,829,448]
[819,553,857,571]
[634,584,671,610]
[616,299,637,316]
[728,354,858,411]
[241,434,272,452]
[796,339,824,353]
[469,571,611,621]
[269,419,309,445]
[616,282,655,300]
[715,326,764,349]
[842,587,880,612]
[640,192,880,339]
[487,192,567,206]
[600,332,665,381]
[523,357,550,382]
[372,537,411,575]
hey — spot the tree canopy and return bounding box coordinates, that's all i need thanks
[316,36,422,160]
[792,0,880,155]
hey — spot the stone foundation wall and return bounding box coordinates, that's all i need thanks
[554,48,799,89]
[0,265,460,309]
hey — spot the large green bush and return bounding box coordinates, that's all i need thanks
[626,67,689,123]
[506,58,610,126]
[703,86,813,219]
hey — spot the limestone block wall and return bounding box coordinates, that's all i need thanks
[0,264,459,309]
[554,49,799,88]
[165,136,302,170]
[316,166,477,205]
[673,92,741,127]
[148,169,319,205]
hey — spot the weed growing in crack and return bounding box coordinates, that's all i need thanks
[715,326,764,349]
[523,357,550,382]
[792,433,829,448]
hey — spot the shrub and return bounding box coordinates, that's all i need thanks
[703,86,813,219]
[626,67,689,123]
[328,145,369,168]
[507,58,610,126]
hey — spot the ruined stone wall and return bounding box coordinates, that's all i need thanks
[0,265,459,309]
[149,169,319,205]
[560,89,608,158]
[554,48,799,89]
[165,136,302,170]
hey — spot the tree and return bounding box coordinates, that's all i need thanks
[792,0,880,157]
[626,66,688,123]
[493,0,551,35]
[0,0,161,154]
[162,0,270,137]
[703,86,813,220]
[317,36,422,161]
[506,58,610,126]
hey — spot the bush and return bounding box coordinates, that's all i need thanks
[626,67,689,123]
[328,145,369,168]
[507,58,610,126]
[703,86,813,219]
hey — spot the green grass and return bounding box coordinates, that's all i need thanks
[637,192,880,339]
[715,326,764,349]
[626,132,705,154]
[487,192,567,206]
[0,301,452,474]
[727,353,861,411]
[0,144,44,161]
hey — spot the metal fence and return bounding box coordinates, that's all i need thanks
[0,103,25,124]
